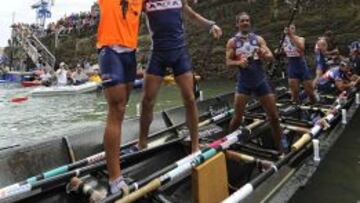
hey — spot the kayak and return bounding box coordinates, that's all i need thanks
[0,86,358,203]
[30,82,100,97]
[21,80,42,87]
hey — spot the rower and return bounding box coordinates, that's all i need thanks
[349,41,360,75]
[316,59,360,94]
[281,24,316,103]
[313,30,340,86]
[225,12,284,152]
[96,0,142,195]
[138,0,222,153]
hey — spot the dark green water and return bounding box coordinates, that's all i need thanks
[0,80,235,147]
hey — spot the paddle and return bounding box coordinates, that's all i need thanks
[222,90,353,203]
[0,107,235,202]
[104,120,264,203]
[268,0,301,79]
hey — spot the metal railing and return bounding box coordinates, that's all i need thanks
[12,24,56,70]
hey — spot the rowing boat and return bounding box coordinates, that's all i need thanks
[30,82,100,96]
[0,85,358,203]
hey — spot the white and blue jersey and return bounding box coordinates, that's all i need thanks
[144,0,186,51]
[317,67,349,93]
[233,32,273,97]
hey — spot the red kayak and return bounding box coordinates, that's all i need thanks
[21,80,42,87]
[10,97,28,103]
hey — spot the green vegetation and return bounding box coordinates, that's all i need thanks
[15,0,360,77]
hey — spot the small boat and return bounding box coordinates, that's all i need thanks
[21,80,42,87]
[30,82,100,96]
[0,85,358,203]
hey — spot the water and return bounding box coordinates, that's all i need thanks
[0,80,235,147]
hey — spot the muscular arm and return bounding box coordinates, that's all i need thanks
[335,80,353,91]
[182,0,215,29]
[226,38,244,67]
[288,35,305,52]
[257,36,274,62]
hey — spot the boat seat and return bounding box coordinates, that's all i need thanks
[192,152,229,203]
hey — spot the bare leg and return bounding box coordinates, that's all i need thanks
[139,73,163,150]
[303,79,316,104]
[288,78,300,103]
[313,69,323,88]
[103,84,131,181]
[259,94,282,151]
[175,72,199,152]
[229,93,249,132]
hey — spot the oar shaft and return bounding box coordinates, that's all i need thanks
[110,120,263,203]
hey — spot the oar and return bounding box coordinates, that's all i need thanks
[276,103,331,113]
[0,139,179,202]
[225,150,274,171]
[222,91,349,203]
[0,108,235,201]
[104,120,264,203]
[245,113,315,127]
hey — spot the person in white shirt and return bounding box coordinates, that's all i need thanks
[56,62,68,86]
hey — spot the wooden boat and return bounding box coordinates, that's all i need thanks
[0,85,358,203]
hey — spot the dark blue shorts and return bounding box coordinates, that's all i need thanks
[287,58,312,81]
[315,53,328,72]
[236,80,273,97]
[146,47,192,77]
[98,47,137,87]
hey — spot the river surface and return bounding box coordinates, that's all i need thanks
[0,80,235,148]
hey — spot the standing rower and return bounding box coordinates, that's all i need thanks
[97,0,143,194]
[282,24,316,103]
[139,0,222,153]
[226,12,283,152]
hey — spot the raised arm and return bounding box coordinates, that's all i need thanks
[284,27,305,52]
[182,0,222,39]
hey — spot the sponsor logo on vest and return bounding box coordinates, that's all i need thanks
[146,0,182,12]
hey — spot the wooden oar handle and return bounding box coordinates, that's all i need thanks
[226,150,255,163]
[115,179,161,203]
[246,119,263,130]
[280,124,310,133]
[291,133,311,151]
[198,120,211,128]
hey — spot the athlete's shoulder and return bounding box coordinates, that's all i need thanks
[255,35,266,44]
[227,37,236,48]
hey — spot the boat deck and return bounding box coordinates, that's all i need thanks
[290,107,360,203]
